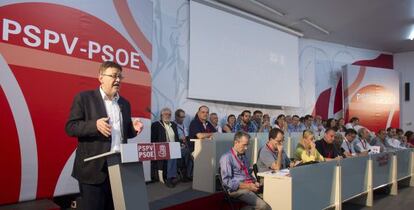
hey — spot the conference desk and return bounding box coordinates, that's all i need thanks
[191,132,310,193]
[258,149,414,210]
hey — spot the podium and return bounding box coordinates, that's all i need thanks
[84,142,181,210]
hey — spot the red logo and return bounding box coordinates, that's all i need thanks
[137,143,171,161]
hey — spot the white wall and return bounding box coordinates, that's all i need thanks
[394,52,414,131]
[152,0,387,127]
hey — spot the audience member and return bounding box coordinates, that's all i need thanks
[288,115,303,133]
[259,114,272,133]
[302,115,317,133]
[295,130,325,163]
[370,129,388,152]
[337,117,347,132]
[345,117,361,130]
[274,114,288,132]
[234,110,258,132]
[151,108,180,188]
[189,105,217,143]
[341,129,357,157]
[404,131,414,148]
[219,132,271,210]
[315,128,341,160]
[354,127,372,155]
[257,128,291,172]
[209,113,222,133]
[386,127,406,149]
[222,114,236,133]
[251,110,263,132]
[174,108,193,181]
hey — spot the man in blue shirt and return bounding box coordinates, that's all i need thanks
[234,110,258,133]
[288,115,303,133]
[174,108,193,181]
[188,105,216,151]
[219,131,270,210]
[257,128,291,172]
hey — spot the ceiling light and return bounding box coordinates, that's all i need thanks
[409,29,414,40]
[250,0,285,17]
[301,18,330,35]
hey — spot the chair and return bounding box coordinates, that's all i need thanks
[216,167,243,210]
[252,163,259,181]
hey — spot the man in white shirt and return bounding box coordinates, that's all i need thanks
[354,127,371,155]
[210,113,222,133]
[386,127,406,150]
[151,108,180,187]
[345,117,363,130]
[341,129,357,157]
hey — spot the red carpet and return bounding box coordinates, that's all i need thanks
[161,192,244,210]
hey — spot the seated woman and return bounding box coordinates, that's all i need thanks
[222,114,236,133]
[295,130,325,163]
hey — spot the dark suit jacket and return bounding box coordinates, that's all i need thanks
[151,121,180,143]
[150,121,180,175]
[65,88,137,184]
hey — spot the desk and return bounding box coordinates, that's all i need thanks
[258,149,414,210]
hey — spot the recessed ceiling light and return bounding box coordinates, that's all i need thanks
[301,18,330,35]
[409,29,414,40]
[250,0,285,17]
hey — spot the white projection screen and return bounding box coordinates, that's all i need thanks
[189,1,300,107]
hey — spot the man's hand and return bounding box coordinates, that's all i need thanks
[276,143,283,152]
[133,118,144,134]
[97,117,111,137]
[249,183,259,192]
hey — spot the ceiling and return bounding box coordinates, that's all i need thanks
[216,0,414,53]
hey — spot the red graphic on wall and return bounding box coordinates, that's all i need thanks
[0,2,151,205]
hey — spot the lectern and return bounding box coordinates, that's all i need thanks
[84,142,181,210]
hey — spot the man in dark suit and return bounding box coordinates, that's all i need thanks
[65,61,143,210]
[151,107,180,188]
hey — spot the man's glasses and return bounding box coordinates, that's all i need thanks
[102,74,124,80]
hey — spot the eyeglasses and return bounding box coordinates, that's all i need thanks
[102,74,124,80]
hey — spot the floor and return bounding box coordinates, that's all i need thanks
[1,183,413,210]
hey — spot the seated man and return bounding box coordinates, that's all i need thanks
[151,107,180,188]
[354,127,372,155]
[288,115,303,133]
[341,128,357,157]
[370,129,388,152]
[219,131,270,210]
[234,110,258,132]
[257,128,291,172]
[315,128,341,160]
[386,127,406,150]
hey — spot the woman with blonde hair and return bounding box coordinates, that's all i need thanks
[295,130,325,163]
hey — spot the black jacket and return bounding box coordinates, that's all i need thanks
[65,88,137,184]
[151,121,180,143]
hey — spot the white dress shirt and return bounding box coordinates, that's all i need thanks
[161,121,176,142]
[341,138,356,156]
[100,88,122,152]
[386,137,406,149]
[354,138,372,153]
